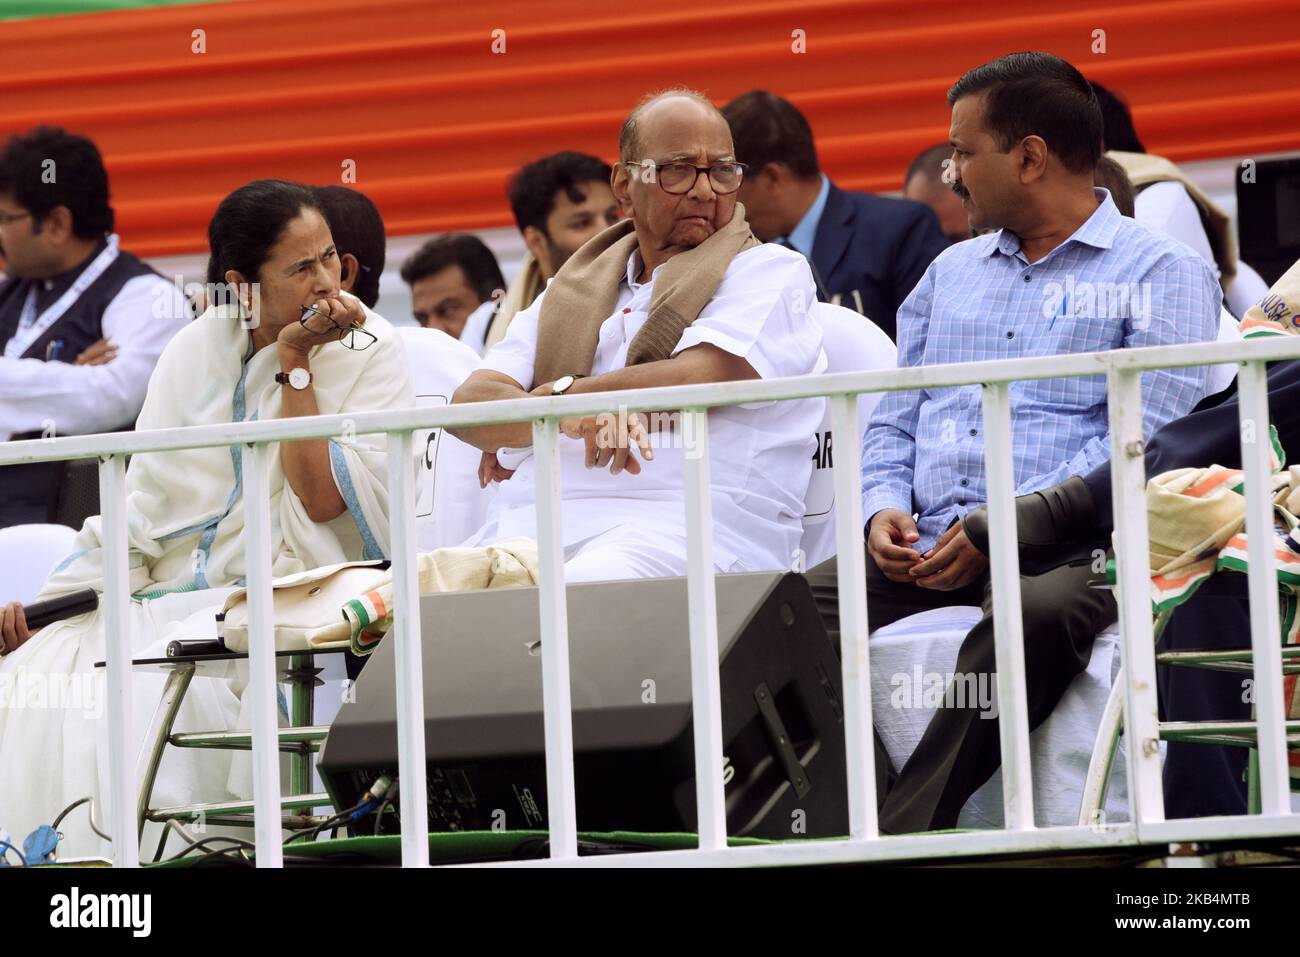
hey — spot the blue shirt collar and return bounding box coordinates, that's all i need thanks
[783,173,830,257]
[977,187,1123,261]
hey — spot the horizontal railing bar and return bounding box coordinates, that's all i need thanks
[4,336,1299,467]
[1139,814,1300,844]
[1158,646,1300,664]
[466,823,1144,869]
[169,727,329,748]
[1159,718,1300,739]
[1161,660,1300,675]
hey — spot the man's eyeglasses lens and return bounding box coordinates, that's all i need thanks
[654,163,746,195]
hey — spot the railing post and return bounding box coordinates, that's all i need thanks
[531,416,578,859]
[241,442,283,866]
[1236,360,1290,815]
[682,408,727,850]
[981,382,1035,830]
[387,429,430,865]
[1105,368,1165,827]
[98,453,138,867]
[828,395,877,839]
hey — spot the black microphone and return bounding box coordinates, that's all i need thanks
[22,589,99,629]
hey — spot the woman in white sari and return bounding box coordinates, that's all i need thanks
[0,179,413,858]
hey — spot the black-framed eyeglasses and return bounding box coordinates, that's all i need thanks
[624,160,748,195]
[0,210,33,227]
[299,303,377,351]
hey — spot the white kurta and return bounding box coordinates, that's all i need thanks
[0,300,413,858]
[469,242,826,580]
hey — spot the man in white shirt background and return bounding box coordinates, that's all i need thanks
[1090,80,1271,319]
[450,88,825,582]
[400,233,506,353]
[0,126,190,528]
[484,151,624,351]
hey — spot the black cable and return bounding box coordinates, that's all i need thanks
[372,780,399,836]
[152,827,171,864]
[159,835,257,865]
[151,819,200,864]
[50,796,111,843]
[284,779,392,846]
[283,807,354,846]
[373,797,393,836]
[180,845,255,868]
[51,797,89,831]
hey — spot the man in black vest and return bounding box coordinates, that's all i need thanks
[0,126,190,529]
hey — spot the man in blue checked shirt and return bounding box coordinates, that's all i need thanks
[809,52,1221,834]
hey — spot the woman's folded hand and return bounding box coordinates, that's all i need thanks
[279,295,367,354]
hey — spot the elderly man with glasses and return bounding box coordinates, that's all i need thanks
[450,88,826,582]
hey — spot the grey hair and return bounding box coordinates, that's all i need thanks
[618,87,726,164]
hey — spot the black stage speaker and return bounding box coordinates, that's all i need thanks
[318,572,848,840]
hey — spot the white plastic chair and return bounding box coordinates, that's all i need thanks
[868,606,1132,827]
[0,523,79,604]
[799,303,897,569]
[396,326,494,553]
[1207,306,1243,396]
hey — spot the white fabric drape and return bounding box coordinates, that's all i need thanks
[0,299,411,857]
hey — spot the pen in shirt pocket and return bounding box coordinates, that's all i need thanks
[1047,292,1070,332]
[45,339,65,362]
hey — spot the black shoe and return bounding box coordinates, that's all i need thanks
[960,476,1100,565]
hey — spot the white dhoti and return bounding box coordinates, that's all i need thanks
[0,589,242,858]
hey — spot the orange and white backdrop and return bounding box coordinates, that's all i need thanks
[1,0,1297,261]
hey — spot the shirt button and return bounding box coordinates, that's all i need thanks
[960,478,969,487]
[1006,331,1015,339]
[969,428,978,436]
[958,500,967,506]
[1023,273,1032,282]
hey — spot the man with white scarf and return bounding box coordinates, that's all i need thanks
[0,179,412,857]
[451,89,826,582]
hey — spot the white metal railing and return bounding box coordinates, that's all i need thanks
[5,335,1300,868]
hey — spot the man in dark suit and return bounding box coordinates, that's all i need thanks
[721,90,949,341]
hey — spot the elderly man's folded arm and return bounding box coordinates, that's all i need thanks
[450,343,757,452]
[450,370,539,451]
[561,342,758,399]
